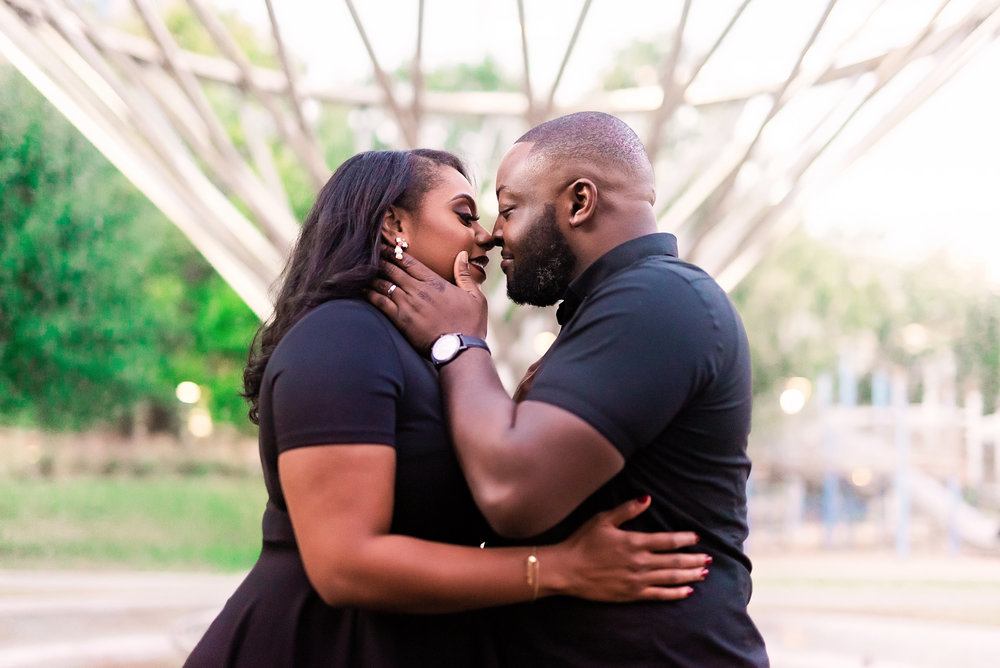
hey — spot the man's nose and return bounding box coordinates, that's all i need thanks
[491,217,504,247]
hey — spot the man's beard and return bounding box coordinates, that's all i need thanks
[506,204,576,307]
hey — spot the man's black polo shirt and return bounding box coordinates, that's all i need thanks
[495,233,768,667]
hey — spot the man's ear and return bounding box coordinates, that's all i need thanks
[380,205,408,245]
[566,178,597,228]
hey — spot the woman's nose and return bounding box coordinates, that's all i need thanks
[474,223,494,250]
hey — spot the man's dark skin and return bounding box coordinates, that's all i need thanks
[368,140,664,539]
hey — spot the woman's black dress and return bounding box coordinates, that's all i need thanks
[185,300,497,667]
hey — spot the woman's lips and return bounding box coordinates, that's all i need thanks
[469,255,489,278]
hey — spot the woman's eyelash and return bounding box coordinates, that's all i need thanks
[458,212,479,224]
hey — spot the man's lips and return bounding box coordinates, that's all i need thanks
[500,254,513,273]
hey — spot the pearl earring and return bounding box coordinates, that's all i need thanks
[394,237,409,261]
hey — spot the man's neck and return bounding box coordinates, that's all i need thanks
[570,209,658,280]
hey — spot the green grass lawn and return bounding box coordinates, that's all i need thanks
[0,474,266,571]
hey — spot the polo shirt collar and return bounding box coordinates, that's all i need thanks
[555,233,679,326]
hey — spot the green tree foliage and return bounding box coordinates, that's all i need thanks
[1,6,367,434]
[0,68,258,431]
[731,229,1000,410]
[389,56,521,157]
[420,55,519,92]
[285,105,356,219]
[159,2,354,220]
[601,39,663,90]
[162,4,277,68]
[956,292,1000,410]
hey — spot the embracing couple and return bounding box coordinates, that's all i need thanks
[185,112,769,667]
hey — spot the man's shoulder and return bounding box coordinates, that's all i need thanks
[594,254,727,308]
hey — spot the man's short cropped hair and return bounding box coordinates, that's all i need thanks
[515,111,653,182]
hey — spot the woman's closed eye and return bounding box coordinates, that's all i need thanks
[457,211,480,226]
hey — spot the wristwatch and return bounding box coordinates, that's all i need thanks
[429,333,490,368]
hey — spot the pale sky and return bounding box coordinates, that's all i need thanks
[219,0,1000,283]
[804,38,1000,284]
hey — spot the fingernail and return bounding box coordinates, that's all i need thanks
[683,587,694,596]
[637,494,650,503]
[704,556,713,565]
[700,568,710,579]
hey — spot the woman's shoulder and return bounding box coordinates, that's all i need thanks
[289,298,394,339]
[272,299,405,364]
[308,297,384,320]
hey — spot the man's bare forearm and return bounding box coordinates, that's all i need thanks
[437,348,541,536]
[439,349,625,538]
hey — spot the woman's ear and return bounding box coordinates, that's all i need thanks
[566,178,597,228]
[380,205,407,246]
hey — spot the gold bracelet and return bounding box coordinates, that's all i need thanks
[525,547,539,602]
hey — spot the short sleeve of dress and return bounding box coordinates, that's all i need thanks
[267,301,404,453]
[526,262,725,459]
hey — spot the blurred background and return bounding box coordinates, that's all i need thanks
[1,0,999,666]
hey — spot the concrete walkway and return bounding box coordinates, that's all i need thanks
[748,550,1000,667]
[1,550,998,667]
[0,570,242,667]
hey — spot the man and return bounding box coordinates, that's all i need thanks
[370,112,768,667]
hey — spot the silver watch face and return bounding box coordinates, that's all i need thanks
[431,334,462,363]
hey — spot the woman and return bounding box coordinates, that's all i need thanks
[185,149,709,667]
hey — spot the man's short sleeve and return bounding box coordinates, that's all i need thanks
[526,262,725,458]
[267,301,404,452]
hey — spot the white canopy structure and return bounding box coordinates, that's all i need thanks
[1,0,998,321]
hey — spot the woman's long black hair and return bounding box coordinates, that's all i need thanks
[242,148,470,424]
